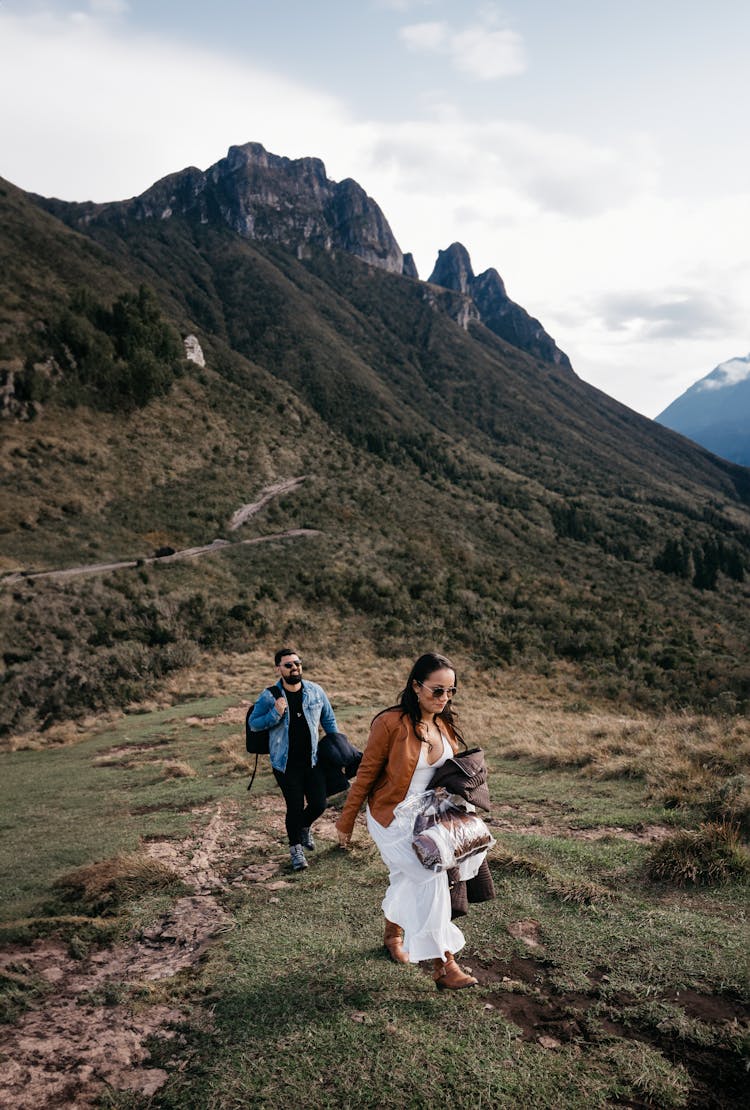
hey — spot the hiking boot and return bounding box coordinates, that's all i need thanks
[433,952,477,990]
[290,844,308,871]
[384,919,409,964]
[300,827,315,851]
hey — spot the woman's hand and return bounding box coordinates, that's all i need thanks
[336,827,352,849]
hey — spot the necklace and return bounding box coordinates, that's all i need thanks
[421,720,441,753]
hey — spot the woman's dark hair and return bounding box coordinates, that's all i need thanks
[375,651,465,747]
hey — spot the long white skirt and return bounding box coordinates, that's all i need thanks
[366,800,487,963]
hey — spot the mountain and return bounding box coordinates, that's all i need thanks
[656,354,750,466]
[40,141,411,277]
[1,145,750,737]
[428,242,572,370]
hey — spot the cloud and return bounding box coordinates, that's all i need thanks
[1,6,748,420]
[0,9,351,201]
[399,20,447,51]
[451,26,525,79]
[88,0,130,14]
[375,0,434,10]
[592,289,742,340]
[367,117,655,221]
[399,13,525,80]
[698,356,750,391]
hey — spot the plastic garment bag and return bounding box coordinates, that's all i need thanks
[394,789,494,873]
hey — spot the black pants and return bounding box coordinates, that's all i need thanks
[273,761,327,845]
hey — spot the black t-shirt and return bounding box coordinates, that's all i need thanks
[285,684,312,767]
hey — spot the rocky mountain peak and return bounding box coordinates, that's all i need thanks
[79,142,410,277]
[429,242,475,294]
[429,243,571,371]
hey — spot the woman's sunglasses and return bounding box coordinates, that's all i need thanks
[418,681,457,698]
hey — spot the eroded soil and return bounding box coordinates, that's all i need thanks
[466,950,750,1109]
[0,800,290,1108]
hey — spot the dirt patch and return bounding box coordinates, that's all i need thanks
[0,799,287,1107]
[0,998,183,1108]
[506,919,544,949]
[468,953,750,1108]
[662,987,749,1025]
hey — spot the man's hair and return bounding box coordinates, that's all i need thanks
[275,647,298,666]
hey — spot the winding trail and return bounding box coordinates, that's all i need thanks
[2,478,318,585]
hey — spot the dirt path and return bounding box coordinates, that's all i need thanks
[1,478,318,585]
[0,799,293,1108]
[228,476,307,530]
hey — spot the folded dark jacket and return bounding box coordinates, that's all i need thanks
[428,747,491,812]
[449,859,495,919]
[317,731,362,797]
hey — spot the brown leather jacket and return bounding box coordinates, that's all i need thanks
[335,708,459,837]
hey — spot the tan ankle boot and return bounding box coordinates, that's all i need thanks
[383,919,409,963]
[433,951,478,990]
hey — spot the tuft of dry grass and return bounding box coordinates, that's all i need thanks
[645,821,750,887]
[53,853,184,914]
[158,759,196,779]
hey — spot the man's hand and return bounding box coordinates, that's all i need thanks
[274,696,287,716]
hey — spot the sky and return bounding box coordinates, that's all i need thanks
[1,0,749,418]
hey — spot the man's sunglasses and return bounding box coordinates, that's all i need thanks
[418,681,457,698]
[281,660,302,669]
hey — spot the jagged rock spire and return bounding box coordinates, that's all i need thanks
[429,242,571,370]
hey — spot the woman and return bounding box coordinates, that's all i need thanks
[336,652,483,990]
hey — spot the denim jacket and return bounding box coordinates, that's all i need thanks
[248,680,338,773]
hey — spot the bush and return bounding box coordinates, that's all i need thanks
[42,284,184,411]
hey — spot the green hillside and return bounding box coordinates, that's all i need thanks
[1,174,750,737]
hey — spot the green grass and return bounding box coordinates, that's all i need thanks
[0,697,253,922]
[1,695,747,1107]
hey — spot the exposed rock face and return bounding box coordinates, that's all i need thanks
[429,242,572,370]
[183,335,205,368]
[402,252,419,280]
[84,142,408,277]
[430,242,474,295]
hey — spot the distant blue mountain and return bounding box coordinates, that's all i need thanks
[656,354,750,466]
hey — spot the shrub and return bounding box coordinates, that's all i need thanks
[42,284,184,411]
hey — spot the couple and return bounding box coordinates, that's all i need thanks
[251,648,486,989]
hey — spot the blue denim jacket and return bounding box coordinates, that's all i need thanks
[248,680,338,773]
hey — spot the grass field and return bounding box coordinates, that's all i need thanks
[0,650,748,1108]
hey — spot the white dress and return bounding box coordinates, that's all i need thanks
[366,732,487,963]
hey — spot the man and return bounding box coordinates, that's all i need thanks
[248,648,338,872]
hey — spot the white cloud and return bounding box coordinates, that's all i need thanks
[399,13,526,80]
[0,10,351,201]
[89,0,130,15]
[399,21,447,51]
[1,7,748,419]
[375,0,434,10]
[698,355,750,391]
[451,27,525,79]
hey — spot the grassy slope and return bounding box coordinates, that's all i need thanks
[2,182,750,737]
[0,653,747,1108]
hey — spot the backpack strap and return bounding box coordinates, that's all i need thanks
[246,683,284,792]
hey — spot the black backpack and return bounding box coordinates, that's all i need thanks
[245,683,282,791]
